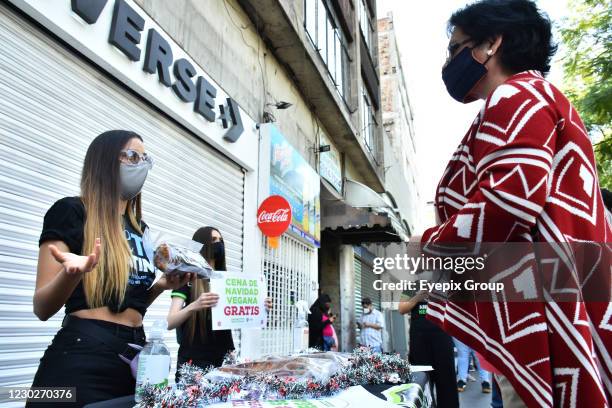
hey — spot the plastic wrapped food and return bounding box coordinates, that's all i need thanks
[154,242,213,279]
[206,352,352,382]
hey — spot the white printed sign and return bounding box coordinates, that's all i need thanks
[210,273,267,330]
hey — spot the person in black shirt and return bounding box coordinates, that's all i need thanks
[308,293,334,350]
[399,291,459,408]
[167,226,271,381]
[29,131,191,407]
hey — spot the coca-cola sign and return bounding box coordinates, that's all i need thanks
[258,209,291,224]
[257,195,292,237]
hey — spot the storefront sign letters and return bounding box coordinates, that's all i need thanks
[72,0,244,142]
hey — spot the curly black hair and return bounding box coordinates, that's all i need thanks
[448,0,557,75]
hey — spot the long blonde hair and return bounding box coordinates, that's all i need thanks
[80,131,143,308]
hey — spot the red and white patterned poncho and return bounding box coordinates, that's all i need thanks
[422,71,612,407]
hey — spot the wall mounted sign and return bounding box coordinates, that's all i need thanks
[257,195,292,248]
[99,0,244,142]
[319,131,343,194]
[11,0,257,170]
[269,126,321,247]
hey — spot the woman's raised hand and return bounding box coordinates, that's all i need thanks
[191,292,220,310]
[157,273,193,291]
[49,238,101,275]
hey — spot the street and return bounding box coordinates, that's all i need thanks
[459,378,492,408]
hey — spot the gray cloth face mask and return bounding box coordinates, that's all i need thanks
[119,162,151,200]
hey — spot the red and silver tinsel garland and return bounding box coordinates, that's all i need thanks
[137,348,411,407]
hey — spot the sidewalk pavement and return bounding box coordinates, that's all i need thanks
[458,377,492,408]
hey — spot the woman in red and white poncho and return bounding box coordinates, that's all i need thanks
[415,0,612,407]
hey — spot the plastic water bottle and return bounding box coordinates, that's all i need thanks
[135,320,171,402]
[292,300,310,353]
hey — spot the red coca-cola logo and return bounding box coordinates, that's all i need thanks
[258,209,290,224]
[257,195,292,237]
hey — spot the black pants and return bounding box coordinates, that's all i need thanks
[409,325,459,408]
[27,317,146,407]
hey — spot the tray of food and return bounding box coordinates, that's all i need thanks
[207,352,352,382]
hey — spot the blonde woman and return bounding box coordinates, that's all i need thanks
[30,130,191,407]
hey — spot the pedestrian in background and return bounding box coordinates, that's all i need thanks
[330,314,339,351]
[308,294,333,350]
[322,308,336,351]
[454,337,491,393]
[399,291,458,408]
[357,298,384,353]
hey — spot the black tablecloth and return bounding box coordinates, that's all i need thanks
[85,371,431,407]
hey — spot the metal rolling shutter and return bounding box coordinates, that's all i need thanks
[0,3,245,395]
[354,256,362,340]
[360,262,381,311]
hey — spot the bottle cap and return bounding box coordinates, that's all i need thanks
[149,319,167,339]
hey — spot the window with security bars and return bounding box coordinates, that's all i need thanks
[260,234,316,356]
[304,0,350,101]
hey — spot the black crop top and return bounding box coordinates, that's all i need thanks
[39,196,157,316]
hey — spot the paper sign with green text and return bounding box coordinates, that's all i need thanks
[210,273,267,330]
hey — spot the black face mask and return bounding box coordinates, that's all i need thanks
[442,46,491,103]
[212,241,225,266]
